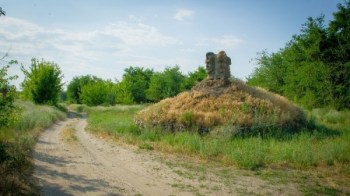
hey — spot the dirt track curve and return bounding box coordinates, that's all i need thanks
[32,117,299,195]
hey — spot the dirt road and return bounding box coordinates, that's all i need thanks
[33,118,299,195]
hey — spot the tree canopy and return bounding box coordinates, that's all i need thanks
[21,58,63,105]
[66,65,206,106]
[247,1,350,109]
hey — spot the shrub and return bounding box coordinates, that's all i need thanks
[21,58,63,105]
[0,62,20,127]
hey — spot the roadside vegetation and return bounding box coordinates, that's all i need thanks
[82,104,349,172]
[1,53,66,194]
[0,101,65,194]
[73,103,348,194]
[1,1,349,195]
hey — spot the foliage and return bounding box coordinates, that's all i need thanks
[86,104,349,172]
[115,79,134,104]
[67,65,204,106]
[320,1,350,109]
[80,80,117,106]
[146,66,185,101]
[21,58,63,105]
[121,66,154,103]
[247,2,350,109]
[0,101,65,195]
[0,7,5,16]
[0,60,20,127]
[66,75,102,104]
[183,66,207,90]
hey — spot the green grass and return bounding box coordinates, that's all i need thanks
[0,100,66,195]
[85,105,350,173]
[84,105,350,194]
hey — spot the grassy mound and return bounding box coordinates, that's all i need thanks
[135,79,306,135]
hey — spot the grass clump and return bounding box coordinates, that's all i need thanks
[0,100,66,195]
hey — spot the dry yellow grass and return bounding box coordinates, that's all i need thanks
[135,79,306,132]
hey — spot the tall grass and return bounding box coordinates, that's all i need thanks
[86,105,350,172]
[0,100,66,195]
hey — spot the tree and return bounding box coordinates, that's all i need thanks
[21,58,63,105]
[247,50,287,94]
[0,61,19,127]
[320,1,350,109]
[66,75,102,104]
[121,66,153,103]
[183,66,206,90]
[80,80,117,106]
[0,7,5,16]
[146,66,185,102]
[247,13,338,109]
[115,79,134,104]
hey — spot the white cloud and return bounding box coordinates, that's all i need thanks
[174,9,195,21]
[196,35,243,51]
[0,17,183,86]
[104,22,179,47]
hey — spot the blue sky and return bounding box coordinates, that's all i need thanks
[0,0,343,88]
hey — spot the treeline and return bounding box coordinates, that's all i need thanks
[247,2,350,109]
[66,66,206,106]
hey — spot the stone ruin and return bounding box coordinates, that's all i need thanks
[205,51,231,83]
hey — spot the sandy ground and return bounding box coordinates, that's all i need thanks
[32,118,300,196]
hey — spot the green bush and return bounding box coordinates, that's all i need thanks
[66,75,102,104]
[21,58,63,105]
[0,61,20,127]
[80,80,117,106]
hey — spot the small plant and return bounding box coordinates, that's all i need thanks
[139,142,154,150]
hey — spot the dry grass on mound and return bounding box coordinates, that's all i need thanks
[135,79,306,133]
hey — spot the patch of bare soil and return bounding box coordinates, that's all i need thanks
[32,118,300,195]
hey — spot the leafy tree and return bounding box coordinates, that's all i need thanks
[320,1,350,109]
[146,66,185,101]
[247,50,287,94]
[282,16,332,107]
[80,80,117,106]
[21,58,63,105]
[0,61,19,127]
[0,7,5,16]
[66,75,102,104]
[183,66,206,90]
[145,72,164,101]
[247,3,350,109]
[121,66,153,103]
[115,79,134,104]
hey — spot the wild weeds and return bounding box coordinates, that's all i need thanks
[0,100,66,195]
[87,104,350,173]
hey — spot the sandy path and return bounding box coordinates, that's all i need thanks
[33,118,299,196]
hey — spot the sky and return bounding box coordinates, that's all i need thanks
[0,0,343,88]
